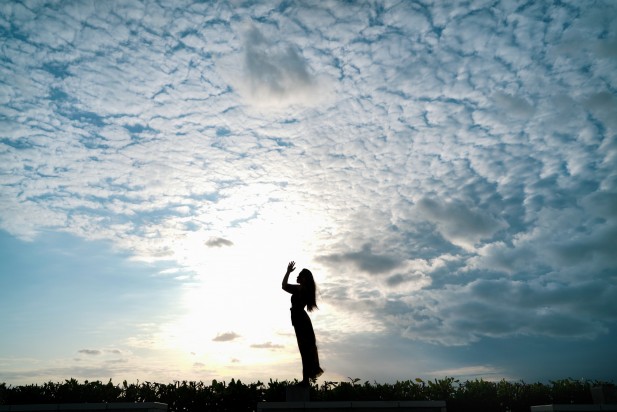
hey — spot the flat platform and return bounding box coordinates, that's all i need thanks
[257,400,447,411]
[0,403,167,412]
[531,405,617,412]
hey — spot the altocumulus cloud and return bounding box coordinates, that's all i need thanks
[1,0,616,382]
[78,349,102,356]
[212,332,241,342]
[205,237,234,248]
[250,342,284,350]
[217,23,330,110]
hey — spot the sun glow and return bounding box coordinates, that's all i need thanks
[161,202,333,375]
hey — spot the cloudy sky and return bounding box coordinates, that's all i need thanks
[1,0,616,385]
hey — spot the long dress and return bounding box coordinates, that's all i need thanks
[290,290,324,380]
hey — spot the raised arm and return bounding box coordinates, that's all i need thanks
[282,261,300,294]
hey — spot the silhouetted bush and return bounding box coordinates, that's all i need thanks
[0,377,610,412]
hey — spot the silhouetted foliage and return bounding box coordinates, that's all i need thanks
[0,377,611,412]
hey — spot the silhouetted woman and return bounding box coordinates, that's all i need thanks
[282,261,324,386]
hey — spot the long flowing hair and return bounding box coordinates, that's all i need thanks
[300,268,318,312]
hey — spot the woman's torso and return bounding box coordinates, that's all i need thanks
[291,289,307,312]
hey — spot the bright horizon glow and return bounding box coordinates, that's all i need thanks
[131,202,336,380]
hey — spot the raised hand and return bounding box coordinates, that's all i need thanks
[287,261,296,274]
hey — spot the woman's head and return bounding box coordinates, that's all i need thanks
[296,268,312,284]
[297,268,318,312]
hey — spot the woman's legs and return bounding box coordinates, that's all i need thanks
[295,327,310,385]
[297,334,322,385]
[294,313,322,385]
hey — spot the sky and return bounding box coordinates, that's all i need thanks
[1,0,616,386]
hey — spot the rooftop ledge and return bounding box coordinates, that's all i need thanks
[0,404,168,412]
[257,400,447,411]
[531,405,617,412]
